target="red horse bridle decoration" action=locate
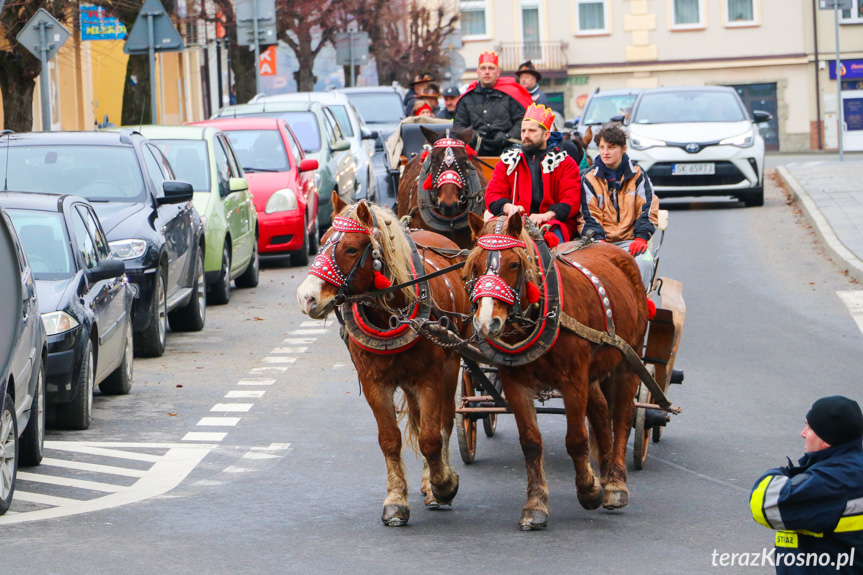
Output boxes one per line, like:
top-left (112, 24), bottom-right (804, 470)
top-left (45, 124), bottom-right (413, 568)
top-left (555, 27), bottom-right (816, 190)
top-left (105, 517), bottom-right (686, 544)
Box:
top-left (470, 228), bottom-right (541, 306)
top-left (309, 215), bottom-right (392, 291)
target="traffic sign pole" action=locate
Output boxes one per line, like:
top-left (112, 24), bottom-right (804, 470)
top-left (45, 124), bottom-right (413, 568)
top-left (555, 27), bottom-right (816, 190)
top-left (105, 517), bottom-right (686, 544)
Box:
top-left (147, 13), bottom-right (158, 124)
top-left (349, 30), bottom-right (354, 88)
top-left (834, 4), bottom-right (844, 161)
top-left (253, 0), bottom-right (261, 95)
top-left (37, 21), bottom-right (52, 131)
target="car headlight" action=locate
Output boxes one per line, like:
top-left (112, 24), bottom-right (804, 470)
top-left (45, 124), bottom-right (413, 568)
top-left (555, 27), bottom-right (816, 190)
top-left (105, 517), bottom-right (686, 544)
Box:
top-left (265, 189), bottom-right (299, 214)
top-left (630, 135), bottom-right (666, 150)
top-left (42, 311), bottom-right (79, 336)
top-left (719, 128), bottom-right (755, 148)
top-left (109, 239), bottom-right (148, 260)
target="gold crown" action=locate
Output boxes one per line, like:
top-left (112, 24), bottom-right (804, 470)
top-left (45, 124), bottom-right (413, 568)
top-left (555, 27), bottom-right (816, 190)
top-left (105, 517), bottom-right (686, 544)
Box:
top-left (524, 103), bottom-right (554, 131)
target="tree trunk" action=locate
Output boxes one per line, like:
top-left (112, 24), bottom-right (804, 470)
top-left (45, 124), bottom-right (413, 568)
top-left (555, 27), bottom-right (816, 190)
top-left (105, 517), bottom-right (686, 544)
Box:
top-left (0, 53), bottom-right (39, 132)
top-left (293, 51), bottom-right (317, 91)
top-left (230, 44), bottom-right (257, 104)
top-left (121, 54), bottom-right (153, 126)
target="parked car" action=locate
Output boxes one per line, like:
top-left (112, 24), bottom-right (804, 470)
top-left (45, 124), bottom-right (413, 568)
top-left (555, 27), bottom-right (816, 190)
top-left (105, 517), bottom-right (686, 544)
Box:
top-left (624, 86), bottom-right (771, 207)
top-left (0, 131), bottom-right (205, 357)
top-left (191, 118), bottom-right (319, 266)
top-left (569, 88), bottom-right (642, 152)
top-left (212, 101), bottom-right (356, 230)
top-left (137, 125), bottom-right (259, 304)
top-left (0, 202), bottom-right (47, 514)
top-left (251, 91), bottom-right (378, 201)
top-left (3, 193), bottom-right (133, 429)
top-left (339, 85), bottom-right (406, 143)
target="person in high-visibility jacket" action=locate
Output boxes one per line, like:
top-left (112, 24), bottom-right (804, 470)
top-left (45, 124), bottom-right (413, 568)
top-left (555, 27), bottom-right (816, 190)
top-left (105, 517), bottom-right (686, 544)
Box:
top-left (749, 395), bottom-right (863, 574)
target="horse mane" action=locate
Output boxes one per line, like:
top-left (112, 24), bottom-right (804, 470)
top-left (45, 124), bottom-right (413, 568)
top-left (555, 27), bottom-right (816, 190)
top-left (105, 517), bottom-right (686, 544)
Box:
top-left (463, 217), bottom-right (540, 286)
top-left (340, 201), bottom-right (417, 302)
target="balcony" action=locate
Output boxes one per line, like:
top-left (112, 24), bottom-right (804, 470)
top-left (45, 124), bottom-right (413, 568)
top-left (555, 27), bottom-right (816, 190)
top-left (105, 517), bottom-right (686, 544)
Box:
top-left (495, 42), bottom-right (569, 76)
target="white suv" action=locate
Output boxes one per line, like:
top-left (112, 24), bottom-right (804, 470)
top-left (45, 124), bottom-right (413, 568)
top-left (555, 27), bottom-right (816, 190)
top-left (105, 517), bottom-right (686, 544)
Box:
top-left (624, 86), bottom-right (772, 207)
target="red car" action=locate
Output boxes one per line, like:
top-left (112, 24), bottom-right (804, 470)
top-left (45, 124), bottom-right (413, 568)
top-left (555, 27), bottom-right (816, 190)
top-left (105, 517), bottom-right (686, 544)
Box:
top-left (190, 118), bottom-right (319, 265)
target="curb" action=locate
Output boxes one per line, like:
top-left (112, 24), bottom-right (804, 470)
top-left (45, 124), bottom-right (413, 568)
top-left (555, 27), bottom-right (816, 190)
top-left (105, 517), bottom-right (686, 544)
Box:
top-left (776, 165), bottom-right (863, 284)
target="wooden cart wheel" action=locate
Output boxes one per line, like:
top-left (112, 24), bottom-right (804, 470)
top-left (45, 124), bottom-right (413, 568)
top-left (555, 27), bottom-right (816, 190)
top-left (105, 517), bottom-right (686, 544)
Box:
top-left (455, 365), bottom-right (477, 464)
top-left (482, 369), bottom-right (501, 437)
top-left (633, 383), bottom-right (651, 470)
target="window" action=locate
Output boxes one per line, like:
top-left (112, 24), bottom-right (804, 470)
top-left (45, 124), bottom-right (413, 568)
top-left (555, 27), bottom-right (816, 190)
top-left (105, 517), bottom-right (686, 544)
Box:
top-left (71, 209), bottom-right (99, 270)
top-left (142, 145), bottom-right (167, 197)
top-left (460, 1), bottom-right (488, 37)
top-left (7, 210), bottom-right (74, 278)
top-left (218, 136), bottom-right (240, 178)
top-left (671, 0), bottom-right (703, 29)
top-left (213, 137), bottom-right (231, 196)
top-left (224, 129), bottom-right (290, 172)
top-left (327, 105), bottom-right (354, 138)
top-left (841, 0), bottom-right (863, 23)
top-left (726, 0), bottom-right (756, 26)
top-left (286, 127), bottom-right (304, 168)
top-left (576, 0), bottom-right (607, 34)
top-left (151, 140), bottom-right (211, 192)
top-left (76, 205), bottom-right (110, 261)
top-left (522, 5), bottom-right (541, 60)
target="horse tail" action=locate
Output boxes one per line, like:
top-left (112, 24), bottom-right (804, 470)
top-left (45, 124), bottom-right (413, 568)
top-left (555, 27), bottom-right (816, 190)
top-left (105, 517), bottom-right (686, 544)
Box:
top-left (396, 391), bottom-right (421, 455)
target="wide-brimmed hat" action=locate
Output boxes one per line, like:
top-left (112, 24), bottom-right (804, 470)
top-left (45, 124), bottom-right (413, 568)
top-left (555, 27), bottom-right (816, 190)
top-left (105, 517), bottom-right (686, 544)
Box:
top-left (515, 60), bottom-right (541, 81)
top-left (418, 85), bottom-right (441, 99)
top-left (409, 74), bottom-right (435, 87)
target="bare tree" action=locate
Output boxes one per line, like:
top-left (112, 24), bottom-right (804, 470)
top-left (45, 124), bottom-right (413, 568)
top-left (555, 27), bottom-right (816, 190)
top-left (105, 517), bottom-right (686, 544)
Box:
top-left (275, 0), bottom-right (340, 91)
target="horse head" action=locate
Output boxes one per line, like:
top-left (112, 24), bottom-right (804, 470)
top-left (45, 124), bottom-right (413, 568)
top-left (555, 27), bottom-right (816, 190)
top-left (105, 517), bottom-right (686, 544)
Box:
top-left (465, 212), bottom-right (541, 338)
top-left (297, 192), bottom-right (415, 319)
top-left (419, 126), bottom-right (474, 218)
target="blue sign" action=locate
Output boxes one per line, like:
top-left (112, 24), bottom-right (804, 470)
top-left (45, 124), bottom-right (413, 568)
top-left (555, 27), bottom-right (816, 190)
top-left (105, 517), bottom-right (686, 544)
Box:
top-left (80, 6), bottom-right (126, 40)
top-left (829, 59), bottom-right (863, 80)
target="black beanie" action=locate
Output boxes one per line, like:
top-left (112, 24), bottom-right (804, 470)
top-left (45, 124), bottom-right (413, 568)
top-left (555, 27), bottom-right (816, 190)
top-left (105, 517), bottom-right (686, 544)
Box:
top-left (806, 396), bottom-right (863, 447)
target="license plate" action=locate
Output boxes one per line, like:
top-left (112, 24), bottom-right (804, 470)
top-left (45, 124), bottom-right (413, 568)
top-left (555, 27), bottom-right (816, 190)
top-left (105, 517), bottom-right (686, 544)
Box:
top-left (672, 163), bottom-right (715, 175)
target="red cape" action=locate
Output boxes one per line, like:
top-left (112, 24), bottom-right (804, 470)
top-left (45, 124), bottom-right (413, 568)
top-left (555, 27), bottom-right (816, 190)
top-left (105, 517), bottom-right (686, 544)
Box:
top-left (460, 77), bottom-right (533, 110)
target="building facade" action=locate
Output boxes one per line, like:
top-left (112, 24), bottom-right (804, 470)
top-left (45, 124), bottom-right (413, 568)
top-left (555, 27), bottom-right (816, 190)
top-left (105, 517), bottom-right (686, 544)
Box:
top-left (456, 0), bottom-right (863, 152)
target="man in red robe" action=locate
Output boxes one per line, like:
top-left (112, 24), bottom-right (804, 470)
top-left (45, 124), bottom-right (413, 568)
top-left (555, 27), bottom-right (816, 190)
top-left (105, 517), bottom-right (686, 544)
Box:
top-left (484, 103), bottom-right (582, 242)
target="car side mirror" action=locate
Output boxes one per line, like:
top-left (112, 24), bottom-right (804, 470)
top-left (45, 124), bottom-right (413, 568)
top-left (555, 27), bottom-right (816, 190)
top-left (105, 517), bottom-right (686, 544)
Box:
top-left (158, 181), bottom-right (194, 204)
top-left (361, 127), bottom-right (379, 141)
top-left (299, 158), bottom-right (319, 172)
top-left (331, 139), bottom-right (351, 152)
top-left (609, 114), bottom-right (626, 124)
top-left (752, 110), bottom-right (773, 124)
top-left (563, 120), bottom-right (574, 129)
top-left (87, 259), bottom-right (126, 282)
top-left (229, 177), bottom-right (248, 194)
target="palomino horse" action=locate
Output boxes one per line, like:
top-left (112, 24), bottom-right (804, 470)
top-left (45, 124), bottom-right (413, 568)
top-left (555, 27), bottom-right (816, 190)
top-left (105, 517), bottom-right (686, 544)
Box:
top-left (397, 127), bottom-right (488, 249)
top-left (297, 192), bottom-right (472, 526)
top-left (464, 212), bottom-right (649, 530)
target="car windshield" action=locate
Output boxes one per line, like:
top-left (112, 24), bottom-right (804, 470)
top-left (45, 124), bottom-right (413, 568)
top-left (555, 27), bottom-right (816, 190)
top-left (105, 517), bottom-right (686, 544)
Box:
top-left (253, 112), bottom-right (322, 153)
top-left (0, 145), bottom-right (145, 202)
top-left (7, 209), bottom-right (75, 279)
top-left (224, 129), bottom-right (290, 172)
top-left (327, 105), bottom-right (354, 138)
top-left (632, 91), bottom-right (747, 124)
top-left (150, 140), bottom-right (211, 192)
top-left (581, 94), bottom-right (638, 125)
top-left (346, 93), bottom-right (404, 124)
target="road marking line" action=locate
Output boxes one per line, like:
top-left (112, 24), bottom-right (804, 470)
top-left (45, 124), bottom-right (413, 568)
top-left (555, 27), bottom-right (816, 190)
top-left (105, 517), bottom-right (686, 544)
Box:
top-left (238, 378), bottom-right (275, 386)
top-left (211, 403), bottom-right (253, 412)
top-left (291, 329), bottom-right (327, 335)
top-left (261, 357), bottom-right (296, 364)
top-left (224, 466), bottom-right (253, 473)
top-left (16, 472), bottom-right (124, 493)
top-left (39, 458), bottom-right (146, 478)
top-left (225, 390), bottom-right (265, 399)
top-left (300, 320), bottom-right (327, 327)
top-left (283, 338), bottom-right (316, 344)
top-left (838, 291), bottom-right (863, 335)
top-left (197, 417), bottom-right (241, 427)
top-left (252, 443), bottom-right (292, 451)
top-left (243, 452), bottom-right (279, 460)
top-left (12, 492), bottom-right (84, 506)
top-left (43, 445), bottom-right (161, 463)
top-left (182, 432), bottom-right (227, 442)
top-left (46, 441), bottom-right (218, 449)
top-left (270, 347), bottom-right (307, 354)
top-left (250, 367), bottom-right (287, 374)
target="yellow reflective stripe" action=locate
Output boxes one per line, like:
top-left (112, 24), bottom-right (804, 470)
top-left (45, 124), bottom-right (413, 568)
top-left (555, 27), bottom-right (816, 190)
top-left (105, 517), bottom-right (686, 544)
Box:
top-left (836, 514), bottom-right (863, 533)
top-left (751, 476), bottom-right (773, 529)
top-left (795, 530), bottom-right (824, 538)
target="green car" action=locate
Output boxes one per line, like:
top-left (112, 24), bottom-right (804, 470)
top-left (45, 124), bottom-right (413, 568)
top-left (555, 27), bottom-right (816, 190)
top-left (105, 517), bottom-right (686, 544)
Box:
top-left (212, 101), bottom-right (357, 231)
top-left (137, 125), bottom-right (259, 304)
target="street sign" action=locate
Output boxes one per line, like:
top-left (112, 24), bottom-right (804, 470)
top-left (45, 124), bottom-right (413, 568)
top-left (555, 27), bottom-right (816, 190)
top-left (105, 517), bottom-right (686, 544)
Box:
top-left (234, 0), bottom-right (276, 93)
top-left (236, 0), bottom-right (275, 26)
top-left (819, 0), bottom-right (853, 9)
top-left (123, 0), bottom-right (184, 55)
top-left (16, 8), bottom-right (71, 62)
top-left (260, 45), bottom-right (276, 76)
top-left (80, 5), bottom-right (127, 41)
top-left (236, 23), bottom-right (276, 47)
top-left (334, 31), bottom-right (369, 66)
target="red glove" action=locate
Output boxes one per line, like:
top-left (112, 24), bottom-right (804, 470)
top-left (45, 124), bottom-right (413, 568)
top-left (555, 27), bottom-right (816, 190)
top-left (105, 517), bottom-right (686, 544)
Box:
top-left (629, 238), bottom-right (647, 256)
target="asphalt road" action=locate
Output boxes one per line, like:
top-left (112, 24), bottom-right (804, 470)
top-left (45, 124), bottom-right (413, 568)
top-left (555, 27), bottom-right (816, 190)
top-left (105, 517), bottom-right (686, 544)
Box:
top-left (4, 170), bottom-right (863, 574)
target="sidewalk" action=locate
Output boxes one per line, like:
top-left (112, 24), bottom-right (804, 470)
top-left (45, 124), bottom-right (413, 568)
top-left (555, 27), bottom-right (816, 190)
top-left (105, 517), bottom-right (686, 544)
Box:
top-left (776, 160), bottom-right (863, 284)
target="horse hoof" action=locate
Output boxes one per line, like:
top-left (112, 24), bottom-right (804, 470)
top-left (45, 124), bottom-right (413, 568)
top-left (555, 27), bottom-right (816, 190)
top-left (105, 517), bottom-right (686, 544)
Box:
top-left (381, 504), bottom-right (410, 526)
top-left (519, 510), bottom-right (548, 531)
top-left (577, 481), bottom-right (604, 511)
top-left (426, 499), bottom-right (441, 510)
top-left (432, 475), bottom-right (459, 506)
top-left (603, 489), bottom-right (629, 510)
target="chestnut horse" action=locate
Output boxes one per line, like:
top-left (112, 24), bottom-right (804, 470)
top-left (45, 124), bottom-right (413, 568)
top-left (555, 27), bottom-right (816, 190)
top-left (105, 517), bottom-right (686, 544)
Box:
top-left (464, 212), bottom-right (649, 530)
top-left (297, 192), bottom-right (472, 526)
top-left (397, 127), bottom-right (488, 249)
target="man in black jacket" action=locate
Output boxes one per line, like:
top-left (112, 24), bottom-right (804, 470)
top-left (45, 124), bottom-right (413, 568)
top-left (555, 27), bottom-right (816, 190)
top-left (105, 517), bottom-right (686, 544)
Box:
top-left (453, 51), bottom-right (533, 156)
top-left (436, 86), bottom-right (459, 120)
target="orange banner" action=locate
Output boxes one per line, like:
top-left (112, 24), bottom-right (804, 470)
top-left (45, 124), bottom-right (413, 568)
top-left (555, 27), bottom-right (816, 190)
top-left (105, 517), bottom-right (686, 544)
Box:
top-left (260, 45), bottom-right (277, 77)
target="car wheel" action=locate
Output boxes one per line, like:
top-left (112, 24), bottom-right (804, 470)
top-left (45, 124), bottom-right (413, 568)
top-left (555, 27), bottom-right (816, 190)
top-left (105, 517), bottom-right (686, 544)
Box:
top-left (55, 339), bottom-right (94, 430)
top-left (134, 268), bottom-right (168, 358)
top-left (0, 393), bottom-right (18, 515)
top-left (741, 187), bottom-right (764, 208)
top-left (234, 237), bottom-right (260, 289)
top-left (209, 243), bottom-right (232, 305)
top-left (19, 359), bottom-right (45, 466)
top-left (308, 217), bottom-right (319, 256)
top-left (169, 248), bottom-right (207, 331)
top-left (290, 216), bottom-right (310, 267)
top-left (100, 320), bottom-right (133, 395)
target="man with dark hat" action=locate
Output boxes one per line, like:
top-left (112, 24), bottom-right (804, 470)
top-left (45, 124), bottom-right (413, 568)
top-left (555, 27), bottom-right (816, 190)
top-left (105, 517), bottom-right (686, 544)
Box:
top-left (749, 395), bottom-right (863, 574)
top-left (437, 86), bottom-right (460, 120)
top-left (515, 60), bottom-right (549, 107)
top-left (403, 74), bottom-right (435, 117)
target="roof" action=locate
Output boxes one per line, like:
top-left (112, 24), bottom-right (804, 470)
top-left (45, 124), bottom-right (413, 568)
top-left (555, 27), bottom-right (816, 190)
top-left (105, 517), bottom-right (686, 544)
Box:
top-left (191, 117), bottom-right (284, 131)
top-left (0, 131), bottom-right (139, 147)
top-left (132, 124), bottom-right (212, 141)
top-left (214, 101), bottom-right (319, 118)
top-left (251, 91), bottom-right (349, 105)
top-left (646, 85), bottom-right (737, 94)
top-left (0, 191), bottom-right (73, 212)
top-left (588, 89), bottom-right (644, 97)
top-left (339, 86), bottom-right (403, 95)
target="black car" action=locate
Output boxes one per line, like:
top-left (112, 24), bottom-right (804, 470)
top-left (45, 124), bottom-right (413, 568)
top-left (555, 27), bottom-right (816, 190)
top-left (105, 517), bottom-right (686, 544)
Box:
top-left (3, 193), bottom-right (134, 430)
top-left (0, 203), bottom-right (47, 515)
top-left (0, 131), bottom-right (206, 358)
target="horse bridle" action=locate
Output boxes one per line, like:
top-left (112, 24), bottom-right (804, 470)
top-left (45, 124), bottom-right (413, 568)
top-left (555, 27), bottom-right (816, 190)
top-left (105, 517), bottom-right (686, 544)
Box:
top-left (468, 217), bottom-right (533, 321)
top-left (416, 133), bottom-right (483, 231)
